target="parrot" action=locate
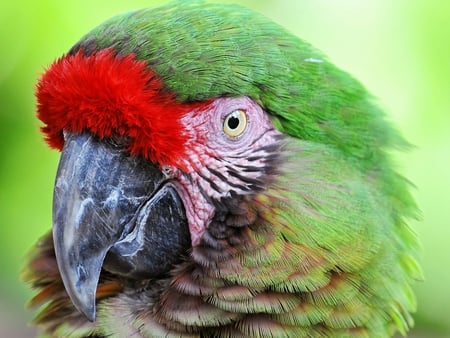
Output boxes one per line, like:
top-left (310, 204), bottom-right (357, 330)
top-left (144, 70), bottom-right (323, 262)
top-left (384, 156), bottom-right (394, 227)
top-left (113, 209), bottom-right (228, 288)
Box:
top-left (23, 1), bottom-right (422, 337)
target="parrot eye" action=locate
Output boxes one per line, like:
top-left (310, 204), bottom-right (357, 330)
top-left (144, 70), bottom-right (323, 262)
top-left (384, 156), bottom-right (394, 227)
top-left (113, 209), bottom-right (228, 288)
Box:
top-left (223, 109), bottom-right (247, 137)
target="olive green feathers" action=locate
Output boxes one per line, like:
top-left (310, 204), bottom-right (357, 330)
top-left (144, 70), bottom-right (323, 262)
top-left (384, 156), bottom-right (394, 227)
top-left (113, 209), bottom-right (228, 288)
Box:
top-left (24, 1), bottom-right (421, 337)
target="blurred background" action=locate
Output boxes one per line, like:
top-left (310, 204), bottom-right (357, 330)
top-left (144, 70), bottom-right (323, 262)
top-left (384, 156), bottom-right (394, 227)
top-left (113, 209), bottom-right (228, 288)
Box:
top-left (1, 0), bottom-right (448, 337)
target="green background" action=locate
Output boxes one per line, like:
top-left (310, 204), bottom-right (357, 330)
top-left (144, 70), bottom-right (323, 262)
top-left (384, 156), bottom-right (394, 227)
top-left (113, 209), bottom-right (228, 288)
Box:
top-left (1, 0), bottom-right (448, 336)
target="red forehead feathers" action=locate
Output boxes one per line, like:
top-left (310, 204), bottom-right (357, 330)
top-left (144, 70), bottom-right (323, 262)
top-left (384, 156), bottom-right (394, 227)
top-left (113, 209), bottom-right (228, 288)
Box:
top-left (36, 49), bottom-right (209, 167)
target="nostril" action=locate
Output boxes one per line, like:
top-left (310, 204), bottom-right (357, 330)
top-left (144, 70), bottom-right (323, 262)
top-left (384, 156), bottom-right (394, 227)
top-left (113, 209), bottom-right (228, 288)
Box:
top-left (161, 165), bottom-right (174, 178)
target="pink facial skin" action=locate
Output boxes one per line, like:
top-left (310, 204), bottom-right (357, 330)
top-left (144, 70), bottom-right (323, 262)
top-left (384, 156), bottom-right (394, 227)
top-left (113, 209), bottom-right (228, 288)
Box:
top-left (163, 96), bottom-right (283, 246)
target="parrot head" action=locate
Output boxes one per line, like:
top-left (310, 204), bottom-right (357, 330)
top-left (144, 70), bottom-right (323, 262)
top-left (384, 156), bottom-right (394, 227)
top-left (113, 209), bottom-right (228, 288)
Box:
top-left (26, 1), bottom-right (421, 337)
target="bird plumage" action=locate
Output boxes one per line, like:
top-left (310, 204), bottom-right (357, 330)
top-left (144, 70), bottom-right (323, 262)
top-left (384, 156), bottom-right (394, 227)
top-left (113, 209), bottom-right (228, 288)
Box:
top-left (23, 1), bottom-right (421, 337)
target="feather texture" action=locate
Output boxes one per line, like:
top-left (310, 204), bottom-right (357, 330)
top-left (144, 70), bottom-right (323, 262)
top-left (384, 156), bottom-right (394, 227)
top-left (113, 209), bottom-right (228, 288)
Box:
top-left (25, 1), bottom-right (421, 337)
top-left (24, 141), bottom-right (420, 337)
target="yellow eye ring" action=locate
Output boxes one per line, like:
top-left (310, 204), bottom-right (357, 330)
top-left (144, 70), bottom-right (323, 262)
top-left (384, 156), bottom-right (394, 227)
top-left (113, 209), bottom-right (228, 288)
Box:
top-left (223, 109), bottom-right (247, 137)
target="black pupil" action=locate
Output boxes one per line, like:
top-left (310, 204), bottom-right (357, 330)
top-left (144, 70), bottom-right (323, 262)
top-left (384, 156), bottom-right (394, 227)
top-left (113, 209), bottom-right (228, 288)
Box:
top-left (227, 114), bottom-right (240, 130)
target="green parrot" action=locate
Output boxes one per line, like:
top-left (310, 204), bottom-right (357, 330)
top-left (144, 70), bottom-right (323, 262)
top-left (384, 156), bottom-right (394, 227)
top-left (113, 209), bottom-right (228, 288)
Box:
top-left (23, 1), bottom-right (421, 337)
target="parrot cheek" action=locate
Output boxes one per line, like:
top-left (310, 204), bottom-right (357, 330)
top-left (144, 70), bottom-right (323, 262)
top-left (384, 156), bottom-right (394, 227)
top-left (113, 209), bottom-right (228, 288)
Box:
top-left (168, 177), bottom-right (216, 247)
top-left (52, 132), bottom-right (189, 321)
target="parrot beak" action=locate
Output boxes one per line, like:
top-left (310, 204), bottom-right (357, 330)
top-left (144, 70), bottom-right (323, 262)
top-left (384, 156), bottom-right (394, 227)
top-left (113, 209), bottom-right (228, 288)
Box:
top-left (53, 132), bottom-right (189, 321)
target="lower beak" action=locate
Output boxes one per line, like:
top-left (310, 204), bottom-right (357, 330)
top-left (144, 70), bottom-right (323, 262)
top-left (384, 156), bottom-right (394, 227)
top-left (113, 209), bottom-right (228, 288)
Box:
top-left (53, 132), bottom-right (189, 321)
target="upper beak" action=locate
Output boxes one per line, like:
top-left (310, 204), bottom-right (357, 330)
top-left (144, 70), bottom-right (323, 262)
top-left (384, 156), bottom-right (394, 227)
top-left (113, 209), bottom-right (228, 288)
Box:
top-left (53, 132), bottom-right (189, 321)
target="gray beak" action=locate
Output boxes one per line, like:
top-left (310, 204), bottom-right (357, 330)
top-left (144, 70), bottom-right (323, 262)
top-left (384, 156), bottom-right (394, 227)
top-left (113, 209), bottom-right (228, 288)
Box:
top-left (53, 132), bottom-right (189, 321)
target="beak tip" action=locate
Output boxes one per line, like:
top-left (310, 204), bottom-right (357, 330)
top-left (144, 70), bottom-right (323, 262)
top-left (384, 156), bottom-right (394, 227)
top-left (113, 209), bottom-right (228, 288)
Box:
top-left (58, 261), bottom-right (100, 323)
top-left (69, 287), bottom-right (97, 322)
top-left (84, 307), bottom-right (96, 323)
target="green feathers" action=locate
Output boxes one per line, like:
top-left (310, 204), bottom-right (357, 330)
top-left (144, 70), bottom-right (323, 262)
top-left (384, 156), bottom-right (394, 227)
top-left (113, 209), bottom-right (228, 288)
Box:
top-left (72, 0), bottom-right (414, 210)
top-left (72, 1), bottom-right (395, 155)
top-left (261, 141), bottom-right (420, 335)
top-left (174, 140), bottom-right (420, 336)
top-left (26, 1), bottom-right (421, 337)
